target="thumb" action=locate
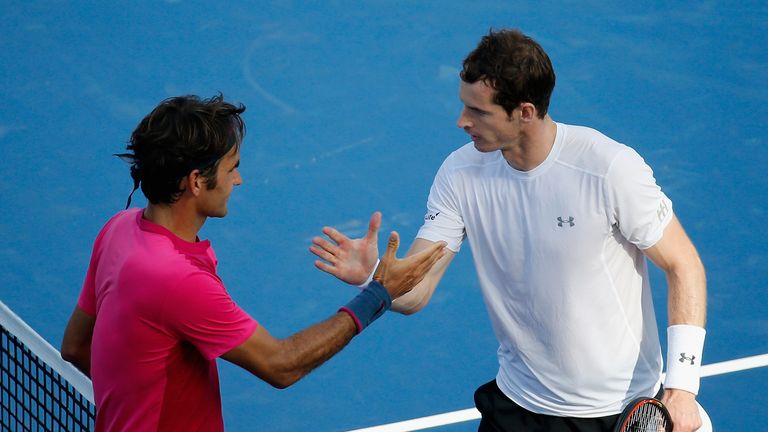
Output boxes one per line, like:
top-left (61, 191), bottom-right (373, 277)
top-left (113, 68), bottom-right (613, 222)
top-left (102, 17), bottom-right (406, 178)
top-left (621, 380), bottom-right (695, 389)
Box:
top-left (366, 211), bottom-right (382, 242)
top-left (383, 231), bottom-right (400, 262)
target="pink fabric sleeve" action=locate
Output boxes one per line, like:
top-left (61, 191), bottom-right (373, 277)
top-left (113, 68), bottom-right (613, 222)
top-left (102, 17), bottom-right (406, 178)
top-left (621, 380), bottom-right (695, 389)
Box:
top-left (76, 260), bottom-right (98, 315)
top-left (163, 273), bottom-right (259, 360)
top-left (76, 213), bottom-right (124, 316)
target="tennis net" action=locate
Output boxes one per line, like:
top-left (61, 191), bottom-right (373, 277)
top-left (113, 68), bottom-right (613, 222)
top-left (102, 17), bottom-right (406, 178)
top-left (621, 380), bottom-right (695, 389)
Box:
top-left (0, 300), bottom-right (95, 431)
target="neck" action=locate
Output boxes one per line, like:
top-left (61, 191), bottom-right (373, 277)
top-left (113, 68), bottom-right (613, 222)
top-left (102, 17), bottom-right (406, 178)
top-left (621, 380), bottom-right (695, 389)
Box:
top-left (501, 115), bottom-right (557, 171)
top-left (143, 201), bottom-right (205, 243)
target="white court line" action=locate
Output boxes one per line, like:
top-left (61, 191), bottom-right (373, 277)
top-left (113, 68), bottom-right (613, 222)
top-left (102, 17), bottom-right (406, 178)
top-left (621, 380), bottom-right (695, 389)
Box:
top-left (347, 353), bottom-right (768, 432)
top-left (699, 353), bottom-right (768, 377)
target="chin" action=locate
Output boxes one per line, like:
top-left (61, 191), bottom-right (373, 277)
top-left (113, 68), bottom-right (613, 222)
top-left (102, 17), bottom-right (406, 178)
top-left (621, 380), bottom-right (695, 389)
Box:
top-left (473, 142), bottom-right (497, 153)
top-left (209, 208), bottom-right (228, 218)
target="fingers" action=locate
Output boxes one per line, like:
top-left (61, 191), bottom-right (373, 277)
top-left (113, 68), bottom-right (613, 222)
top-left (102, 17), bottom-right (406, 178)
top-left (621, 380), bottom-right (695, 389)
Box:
top-left (365, 212), bottom-right (382, 242)
top-left (423, 242), bottom-right (447, 267)
top-left (409, 241), bottom-right (446, 269)
top-left (309, 244), bottom-right (337, 264)
top-left (411, 241), bottom-right (447, 261)
top-left (312, 235), bottom-right (340, 253)
top-left (322, 226), bottom-right (349, 245)
top-left (383, 231), bottom-right (400, 262)
top-left (427, 240), bottom-right (448, 253)
top-left (313, 260), bottom-right (341, 277)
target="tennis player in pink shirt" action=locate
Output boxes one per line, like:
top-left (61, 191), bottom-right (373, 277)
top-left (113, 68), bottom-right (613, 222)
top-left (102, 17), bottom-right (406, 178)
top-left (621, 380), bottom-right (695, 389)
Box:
top-left (61, 94), bottom-right (445, 431)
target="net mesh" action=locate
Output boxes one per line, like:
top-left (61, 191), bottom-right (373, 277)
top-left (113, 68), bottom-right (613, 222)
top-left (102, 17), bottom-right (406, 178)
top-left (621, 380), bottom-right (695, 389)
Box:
top-left (1, 305), bottom-right (95, 431)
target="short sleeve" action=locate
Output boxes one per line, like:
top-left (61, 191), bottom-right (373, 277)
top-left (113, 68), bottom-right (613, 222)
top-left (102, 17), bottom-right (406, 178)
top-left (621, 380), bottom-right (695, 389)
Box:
top-left (77, 258), bottom-right (98, 315)
top-left (416, 161), bottom-right (465, 252)
top-left (605, 148), bottom-right (673, 249)
top-left (77, 213), bottom-right (124, 316)
top-left (164, 273), bottom-right (259, 360)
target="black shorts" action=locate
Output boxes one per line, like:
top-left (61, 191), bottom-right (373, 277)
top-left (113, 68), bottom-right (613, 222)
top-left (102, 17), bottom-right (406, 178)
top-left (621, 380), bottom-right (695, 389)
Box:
top-left (474, 380), bottom-right (663, 432)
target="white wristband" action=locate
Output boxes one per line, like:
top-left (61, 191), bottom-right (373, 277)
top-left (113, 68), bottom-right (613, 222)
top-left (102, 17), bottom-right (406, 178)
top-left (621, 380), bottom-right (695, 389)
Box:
top-left (664, 324), bottom-right (706, 395)
top-left (355, 259), bottom-right (380, 289)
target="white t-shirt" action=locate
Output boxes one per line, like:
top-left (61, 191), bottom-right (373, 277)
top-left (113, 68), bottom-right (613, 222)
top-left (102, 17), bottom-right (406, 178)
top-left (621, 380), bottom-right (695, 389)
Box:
top-left (417, 122), bottom-right (673, 417)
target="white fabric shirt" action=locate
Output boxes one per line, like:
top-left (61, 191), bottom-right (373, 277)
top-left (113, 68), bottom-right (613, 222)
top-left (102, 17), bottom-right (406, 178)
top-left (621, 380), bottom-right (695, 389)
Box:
top-left (417, 122), bottom-right (673, 417)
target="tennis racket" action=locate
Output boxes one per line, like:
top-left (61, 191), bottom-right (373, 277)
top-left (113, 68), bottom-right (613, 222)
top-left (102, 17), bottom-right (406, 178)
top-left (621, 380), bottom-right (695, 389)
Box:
top-left (614, 397), bottom-right (673, 432)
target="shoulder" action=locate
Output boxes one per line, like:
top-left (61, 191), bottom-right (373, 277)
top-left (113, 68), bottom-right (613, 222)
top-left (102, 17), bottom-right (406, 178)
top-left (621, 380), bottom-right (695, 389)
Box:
top-left (440, 142), bottom-right (500, 173)
top-left (92, 208), bottom-right (141, 248)
top-left (162, 271), bottom-right (229, 315)
top-left (556, 123), bottom-right (639, 177)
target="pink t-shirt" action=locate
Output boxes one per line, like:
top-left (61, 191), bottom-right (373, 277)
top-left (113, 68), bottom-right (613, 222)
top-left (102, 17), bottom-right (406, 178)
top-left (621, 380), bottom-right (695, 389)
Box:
top-left (77, 209), bottom-right (258, 431)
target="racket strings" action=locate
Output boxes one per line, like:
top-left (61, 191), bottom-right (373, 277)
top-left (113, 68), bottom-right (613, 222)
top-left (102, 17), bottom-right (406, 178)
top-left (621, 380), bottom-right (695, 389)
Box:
top-left (626, 403), bottom-right (669, 431)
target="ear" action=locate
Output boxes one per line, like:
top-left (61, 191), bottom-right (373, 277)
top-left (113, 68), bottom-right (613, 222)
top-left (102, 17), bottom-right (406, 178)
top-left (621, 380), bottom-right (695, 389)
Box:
top-left (182, 170), bottom-right (204, 197)
top-left (518, 103), bottom-right (537, 123)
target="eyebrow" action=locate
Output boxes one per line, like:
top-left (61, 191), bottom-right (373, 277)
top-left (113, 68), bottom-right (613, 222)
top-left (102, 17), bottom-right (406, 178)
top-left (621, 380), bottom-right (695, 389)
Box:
top-left (459, 93), bottom-right (491, 115)
top-left (466, 104), bottom-right (491, 115)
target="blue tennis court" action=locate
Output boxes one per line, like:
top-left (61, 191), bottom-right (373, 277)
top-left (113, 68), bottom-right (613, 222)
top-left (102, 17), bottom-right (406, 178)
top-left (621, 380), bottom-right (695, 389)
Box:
top-left (1, 2), bottom-right (766, 430)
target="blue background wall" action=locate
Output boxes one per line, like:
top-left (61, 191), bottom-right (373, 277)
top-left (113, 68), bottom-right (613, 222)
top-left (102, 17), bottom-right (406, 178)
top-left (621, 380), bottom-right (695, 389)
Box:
top-left (1, 2), bottom-right (766, 430)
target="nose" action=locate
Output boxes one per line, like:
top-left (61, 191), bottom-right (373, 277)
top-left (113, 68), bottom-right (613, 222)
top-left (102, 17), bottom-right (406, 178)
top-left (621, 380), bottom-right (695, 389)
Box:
top-left (456, 108), bottom-right (471, 130)
top-left (234, 170), bottom-right (243, 186)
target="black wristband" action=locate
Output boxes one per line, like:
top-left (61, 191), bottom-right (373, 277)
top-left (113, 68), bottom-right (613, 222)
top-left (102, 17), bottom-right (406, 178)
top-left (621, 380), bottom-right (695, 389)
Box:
top-left (338, 281), bottom-right (392, 334)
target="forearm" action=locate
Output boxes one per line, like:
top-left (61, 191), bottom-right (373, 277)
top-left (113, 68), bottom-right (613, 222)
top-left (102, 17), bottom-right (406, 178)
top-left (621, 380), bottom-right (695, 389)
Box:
top-left (643, 217), bottom-right (707, 326)
top-left (391, 242), bottom-right (454, 314)
top-left (663, 259), bottom-right (706, 400)
top-left (270, 313), bottom-right (357, 388)
top-left (666, 257), bottom-right (707, 326)
top-left (391, 275), bottom-right (438, 314)
top-left (231, 235), bottom-right (447, 387)
top-left (223, 307), bottom-right (363, 389)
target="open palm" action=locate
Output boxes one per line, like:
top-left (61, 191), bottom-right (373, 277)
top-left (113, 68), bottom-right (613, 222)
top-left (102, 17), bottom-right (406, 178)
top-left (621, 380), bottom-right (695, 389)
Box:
top-left (310, 212), bottom-right (381, 285)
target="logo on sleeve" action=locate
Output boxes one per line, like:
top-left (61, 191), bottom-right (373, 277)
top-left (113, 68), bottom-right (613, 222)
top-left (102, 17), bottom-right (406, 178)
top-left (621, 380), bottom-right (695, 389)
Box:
top-left (657, 201), bottom-right (670, 223)
top-left (556, 216), bottom-right (575, 227)
top-left (424, 212), bottom-right (440, 221)
top-left (679, 352), bottom-right (696, 365)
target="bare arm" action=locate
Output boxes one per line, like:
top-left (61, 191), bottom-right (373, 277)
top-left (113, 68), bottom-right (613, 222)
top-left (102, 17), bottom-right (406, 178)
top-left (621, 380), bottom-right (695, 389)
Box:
top-left (311, 212), bottom-right (456, 314)
top-left (643, 216), bottom-right (706, 327)
top-left (226, 231), bottom-right (446, 388)
top-left (643, 215), bottom-right (706, 432)
top-left (222, 313), bottom-right (356, 389)
top-left (61, 306), bottom-right (96, 377)
top-left (391, 238), bottom-right (456, 314)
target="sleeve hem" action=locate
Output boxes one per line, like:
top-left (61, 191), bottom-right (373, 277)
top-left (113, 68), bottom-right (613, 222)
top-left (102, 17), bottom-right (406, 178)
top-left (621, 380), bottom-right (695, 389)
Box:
top-left (415, 231), bottom-right (461, 253)
top-left (637, 206), bottom-right (674, 250)
top-left (204, 319), bottom-right (259, 361)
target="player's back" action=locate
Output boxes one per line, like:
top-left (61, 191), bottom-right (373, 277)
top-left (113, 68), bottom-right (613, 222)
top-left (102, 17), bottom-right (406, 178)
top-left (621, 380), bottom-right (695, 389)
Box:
top-left (87, 208), bottom-right (224, 431)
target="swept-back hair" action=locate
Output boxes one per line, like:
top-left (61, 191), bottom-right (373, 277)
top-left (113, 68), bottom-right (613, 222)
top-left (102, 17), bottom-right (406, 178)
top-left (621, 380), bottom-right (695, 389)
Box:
top-left (461, 29), bottom-right (555, 118)
top-left (117, 94), bottom-right (246, 206)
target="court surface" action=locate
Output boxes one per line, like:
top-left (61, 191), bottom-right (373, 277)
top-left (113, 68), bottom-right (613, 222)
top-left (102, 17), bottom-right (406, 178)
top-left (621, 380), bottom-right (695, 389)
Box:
top-left (1, 1), bottom-right (766, 430)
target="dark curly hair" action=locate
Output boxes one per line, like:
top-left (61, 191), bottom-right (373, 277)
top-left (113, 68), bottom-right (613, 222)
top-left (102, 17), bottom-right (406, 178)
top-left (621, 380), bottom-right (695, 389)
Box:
top-left (117, 94), bottom-right (246, 207)
top-left (461, 29), bottom-right (555, 118)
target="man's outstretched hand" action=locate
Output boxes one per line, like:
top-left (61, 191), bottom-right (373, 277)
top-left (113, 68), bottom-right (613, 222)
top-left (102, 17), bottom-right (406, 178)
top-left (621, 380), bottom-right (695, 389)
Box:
top-left (372, 231), bottom-right (446, 300)
top-left (310, 212), bottom-right (382, 285)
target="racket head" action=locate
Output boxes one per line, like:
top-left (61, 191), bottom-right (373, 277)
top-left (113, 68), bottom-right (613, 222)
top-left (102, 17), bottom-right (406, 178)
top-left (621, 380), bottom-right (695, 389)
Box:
top-left (614, 397), bottom-right (673, 432)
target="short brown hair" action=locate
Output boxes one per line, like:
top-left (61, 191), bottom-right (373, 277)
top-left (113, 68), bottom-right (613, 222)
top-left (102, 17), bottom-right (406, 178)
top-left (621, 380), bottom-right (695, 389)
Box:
top-left (461, 29), bottom-right (556, 118)
top-left (119, 94), bottom-right (246, 205)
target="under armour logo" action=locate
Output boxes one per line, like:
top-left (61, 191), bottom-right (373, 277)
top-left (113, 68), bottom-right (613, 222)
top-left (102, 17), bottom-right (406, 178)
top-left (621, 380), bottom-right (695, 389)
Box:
top-left (657, 201), bottom-right (670, 223)
top-left (424, 212), bottom-right (440, 221)
top-left (557, 216), bottom-right (575, 227)
top-left (679, 353), bottom-right (696, 365)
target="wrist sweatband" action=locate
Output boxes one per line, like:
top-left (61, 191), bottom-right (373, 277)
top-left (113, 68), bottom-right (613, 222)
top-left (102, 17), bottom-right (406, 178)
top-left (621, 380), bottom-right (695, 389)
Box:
top-left (664, 324), bottom-right (706, 395)
top-left (339, 280), bottom-right (392, 334)
top-left (355, 259), bottom-right (380, 289)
